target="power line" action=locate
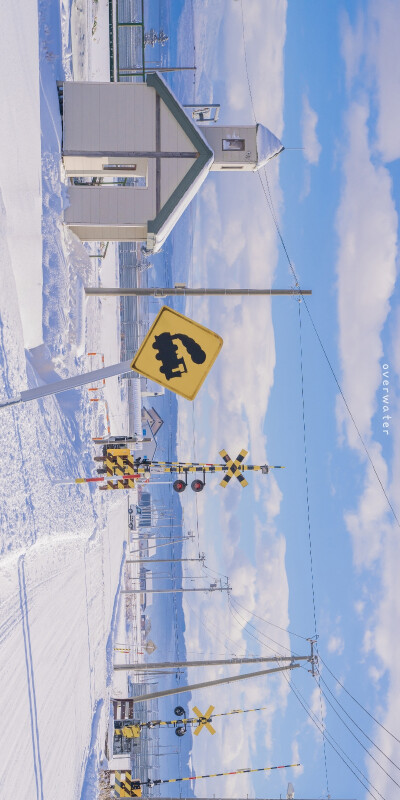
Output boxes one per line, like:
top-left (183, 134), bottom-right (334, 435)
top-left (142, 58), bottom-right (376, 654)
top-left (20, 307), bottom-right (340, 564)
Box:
top-left (283, 671), bottom-right (385, 800)
top-left (227, 597), bottom-right (386, 800)
top-left (239, 0), bottom-right (257, 124)
top-left (228, 595), bottom-right (309, 641)
top-left (257, 167), bottom-right (400, 531)
top-left (318, 673), bottom-right (400, 777)
top-left (317, 678), bottom-right (400, 789)
top-left (228, 595), bottom-right (300, 657)
top-left (320, 656), bottom-right (400, 747)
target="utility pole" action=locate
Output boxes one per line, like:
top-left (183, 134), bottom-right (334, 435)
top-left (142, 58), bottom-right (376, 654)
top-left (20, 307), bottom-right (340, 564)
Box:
top-left (120, 582), bottom-right (231, 595)
top-left (112, 662), bottom-right (300, 702)
top-left (126, 556), bottom-right (205, 564)
top-left (128, 536), bottom-right (193, 555)
top-left (85, 287), bottom-right (312, 298)
top-left (115, 654), bottom-right (311, 670)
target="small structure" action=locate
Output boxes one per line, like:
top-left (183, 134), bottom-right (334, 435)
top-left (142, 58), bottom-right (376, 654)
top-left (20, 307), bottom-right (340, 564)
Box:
top-left (61, 72), bottom-right (283, 253)
top-left (142, 406), bottom-right (163, 437)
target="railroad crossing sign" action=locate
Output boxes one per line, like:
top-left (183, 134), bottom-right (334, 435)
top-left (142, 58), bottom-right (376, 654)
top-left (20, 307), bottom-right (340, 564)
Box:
top-left (113, 771), bottom-right (142, 798)
top-left (192, 704), bottom-right (216, 736)
top-left (81, 446), bottom-right (283, 491)
top-left (130, 306), bottom-right (223, 400)
top-left (219, 448), bottom-right (249, 488)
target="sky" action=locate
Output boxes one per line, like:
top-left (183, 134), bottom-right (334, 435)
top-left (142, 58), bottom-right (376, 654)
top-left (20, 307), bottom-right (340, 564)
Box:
top-left (157, 2), bottom-right (400, 799)
top-left (1, 0), bottom-right (399, 798)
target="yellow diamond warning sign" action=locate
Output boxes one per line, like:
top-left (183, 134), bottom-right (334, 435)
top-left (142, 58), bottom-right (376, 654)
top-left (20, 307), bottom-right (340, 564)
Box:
top-left (131, 306), bottom-right (223, 401)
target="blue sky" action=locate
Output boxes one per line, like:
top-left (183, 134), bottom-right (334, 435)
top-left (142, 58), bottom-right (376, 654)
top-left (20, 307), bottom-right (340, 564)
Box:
top-left (157, 1), bottom-right (400, 799)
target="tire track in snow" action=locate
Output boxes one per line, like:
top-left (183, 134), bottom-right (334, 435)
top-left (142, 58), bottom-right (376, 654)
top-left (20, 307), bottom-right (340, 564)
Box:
top-left (17, 554), bottom-right (44, 799)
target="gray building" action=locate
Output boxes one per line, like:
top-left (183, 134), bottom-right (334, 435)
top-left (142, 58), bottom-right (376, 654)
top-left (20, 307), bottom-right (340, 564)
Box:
top-left (62, 72), bottom-right (283, 252)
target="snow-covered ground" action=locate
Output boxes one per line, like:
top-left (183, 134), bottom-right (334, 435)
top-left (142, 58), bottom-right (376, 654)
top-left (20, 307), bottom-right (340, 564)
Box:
top-left (0, 1), bottom-right (134, 797)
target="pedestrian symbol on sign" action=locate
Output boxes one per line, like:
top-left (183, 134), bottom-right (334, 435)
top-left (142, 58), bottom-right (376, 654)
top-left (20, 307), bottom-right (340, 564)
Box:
top-left (131, 306), bottom-right (223, 400)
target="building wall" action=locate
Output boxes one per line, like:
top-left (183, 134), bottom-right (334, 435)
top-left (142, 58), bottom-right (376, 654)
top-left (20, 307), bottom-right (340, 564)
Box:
top-left (67, 224), bottom-right (147, 242)
top-left (63, 82), bottom-right (156, 154)
top-left (203, 125), bottom-right (258, 171)
top-left (62, 81), bottom-right (200, 237)
top-left (64, 165), bottom-right (157, 226)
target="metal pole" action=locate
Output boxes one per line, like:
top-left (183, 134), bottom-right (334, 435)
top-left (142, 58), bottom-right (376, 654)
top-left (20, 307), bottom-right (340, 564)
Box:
top-left (128, 537), bottom-right (192, 556)
top-left (126, 557), bottom-right (204, 563)
top-left (85, 287), bottom-right (312, 297)
top-left (0, 359), bottom-right (133, 409)
top-left (120, 586), bottom-right (230, 594)
top-left (113, 663), bottom-right (300, 700)
top-left (115, 655), bottom-right (310, 670)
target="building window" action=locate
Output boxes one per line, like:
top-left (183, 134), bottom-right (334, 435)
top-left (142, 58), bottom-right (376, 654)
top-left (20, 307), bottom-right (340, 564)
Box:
top-left (103, 164), bottom-right (137, 171)
top-left (222, 138), bottom-right (245, 151)
top-left (221, 166), bottom-right (243, 169)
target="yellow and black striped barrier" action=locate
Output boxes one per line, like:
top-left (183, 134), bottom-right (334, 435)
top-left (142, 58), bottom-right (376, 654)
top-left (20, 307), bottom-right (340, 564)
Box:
top-left (82, 447), bottom-right (284, 491)
top-left (139, 762), bottom-right (300, 789)
top-left (116, 703), bottom-right (270, 740)
top-left (114, 771), bottom-right (142, 797)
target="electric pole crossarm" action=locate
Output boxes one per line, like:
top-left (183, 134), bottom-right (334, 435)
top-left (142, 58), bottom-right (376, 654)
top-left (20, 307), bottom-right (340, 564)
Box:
top-left (113, 663), bottom-right (300, 701)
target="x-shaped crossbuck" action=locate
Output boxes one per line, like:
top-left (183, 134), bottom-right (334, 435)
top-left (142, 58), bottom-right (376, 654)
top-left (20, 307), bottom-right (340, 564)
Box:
top-left (192, 705), bottom-right (216, 736)
top-left (219, 449), bottom-right (249, 489)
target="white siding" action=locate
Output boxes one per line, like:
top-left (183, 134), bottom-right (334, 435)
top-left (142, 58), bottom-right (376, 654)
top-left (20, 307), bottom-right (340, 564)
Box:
top-left (63, 82), bottom-right (157, 154)
top-left (68, 225), bottom-right (147, 242)
top-left (160, 102), bottom-right (196, 153)
top-left (203, 125), bottom-right (258, 169)
top-left (65, 183), bottom-right (157, 227)
top-left (160, 158), bottom-right (195, 209)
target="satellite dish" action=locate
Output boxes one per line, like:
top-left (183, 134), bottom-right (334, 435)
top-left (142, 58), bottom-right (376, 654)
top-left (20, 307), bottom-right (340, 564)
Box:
top-left (287, 783), bottom-right (295, 800)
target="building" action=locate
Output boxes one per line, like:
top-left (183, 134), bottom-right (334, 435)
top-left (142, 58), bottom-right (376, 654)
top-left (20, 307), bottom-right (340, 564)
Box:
top-left (142, 406), bottom-right (163, 437)
top-left (61, 72), bottom-right (284, 253)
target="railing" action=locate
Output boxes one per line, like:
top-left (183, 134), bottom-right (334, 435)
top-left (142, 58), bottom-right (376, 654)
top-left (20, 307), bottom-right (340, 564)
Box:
top-left (109, 0), bottom-right (146, 83)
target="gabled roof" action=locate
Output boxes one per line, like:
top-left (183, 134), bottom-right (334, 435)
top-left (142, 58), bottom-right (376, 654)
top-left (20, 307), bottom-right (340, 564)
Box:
top-left (142, 406), bottom-right (164, 436)
top-left (145, 72), bottom-right (214, 253)
top-left (255, 124), bottom-right (284, 170)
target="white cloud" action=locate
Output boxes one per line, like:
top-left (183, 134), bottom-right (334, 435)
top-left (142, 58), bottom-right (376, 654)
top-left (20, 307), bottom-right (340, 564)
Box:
top-left (340, 7), bottom-right (366, 91)
top-left (301, 95), bottom-right (321, 165)
top-left (335, 99), bottom-right (397, 449)
top-left (327, 635), bottom-right (344, 656)
top-left (291, 739), bottom-right (304, 775)
top-left (307, 686), bottom-right (327, 742)
top-left (369, 0), bottom-right (400, 162)
top-left (340, 1), bottom-right (400, 162)
top-left (354, 599), bottom-right (365, 617)
top-left (222, 0), bottom-right (287, 133)
top-left (178, 3), bottom-right (291, 792)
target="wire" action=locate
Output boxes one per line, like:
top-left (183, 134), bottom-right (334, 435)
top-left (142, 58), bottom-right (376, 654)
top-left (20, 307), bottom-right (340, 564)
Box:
top-left (228, 594), bottom-right (386, 800)
top-left (283, 671), bottom-right (385, 800)
top-left (239, 0), bottom-right (257, 124)
top-left (227, 595), bottom-right (294, 660)
top-left (319, 673), bottom-right (400, 775)
top-left (183, 594), bottom-right (242, 658)
top-left (229, 594), bottom-right (309, 641)
top-left (317, 678), bottom-right (400, 789)
top-left (320, 656), bottom-right (400, 746)
top-left (228, 595), bottom-right (300, 657)
top-left (202, 561), bottom-right (230, 582)
top-left (257, 167), bottom-right (400, 531)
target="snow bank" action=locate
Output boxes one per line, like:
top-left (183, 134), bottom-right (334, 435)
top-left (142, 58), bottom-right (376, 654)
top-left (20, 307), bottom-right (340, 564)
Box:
top-left (0, 0), bottom-right (43, 349)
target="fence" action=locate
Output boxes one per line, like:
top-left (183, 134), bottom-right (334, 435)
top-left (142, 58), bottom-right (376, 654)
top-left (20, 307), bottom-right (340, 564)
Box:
top-left (109, 0), bottom-right (145, 82)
